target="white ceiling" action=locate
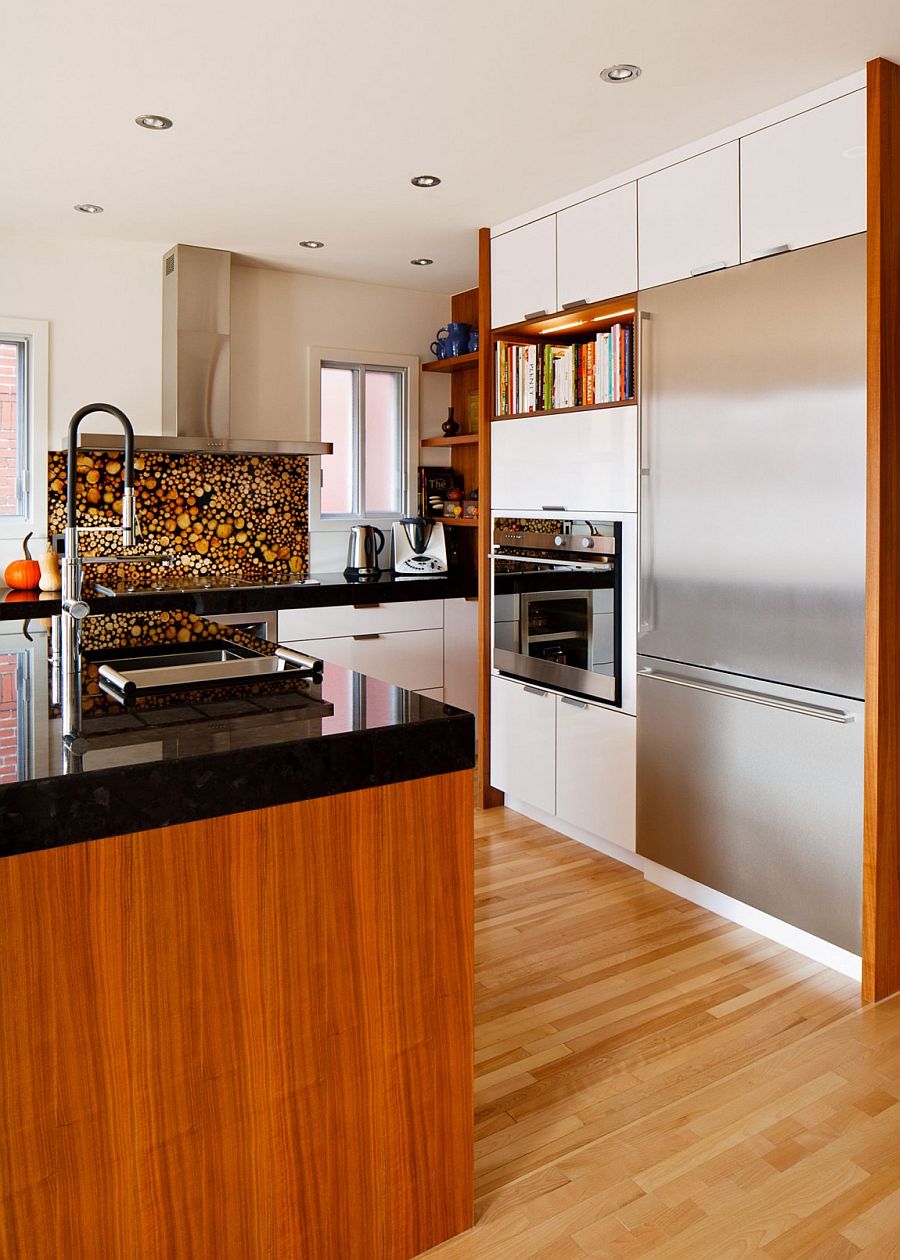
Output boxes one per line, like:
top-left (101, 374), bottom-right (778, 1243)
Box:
top-left (4, 0), bottom-right (900, 294)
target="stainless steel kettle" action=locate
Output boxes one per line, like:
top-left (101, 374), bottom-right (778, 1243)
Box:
top-left (344, 524), bottom-right (386, 578)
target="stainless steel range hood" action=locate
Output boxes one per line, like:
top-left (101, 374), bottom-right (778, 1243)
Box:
top-left (81, 244), bottom-right (333, 457)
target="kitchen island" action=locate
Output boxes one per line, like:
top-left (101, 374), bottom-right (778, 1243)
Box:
top-left (0, 615), bottom-right (475, 1259)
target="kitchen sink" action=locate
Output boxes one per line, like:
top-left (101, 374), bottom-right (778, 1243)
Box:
top-left (94, 639), bottom-right (323, 700)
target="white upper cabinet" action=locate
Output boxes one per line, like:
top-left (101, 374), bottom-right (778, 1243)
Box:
top-left (491, 217), bottom-right (557, 329)
top-left (557, 183), bottom-right (637, 308)
top-left (491, 405), bottom-right (638, 513)
top-left (638, 143), bottom-right (740, 289)
top-left (740, 90), bottom-right (866, 262)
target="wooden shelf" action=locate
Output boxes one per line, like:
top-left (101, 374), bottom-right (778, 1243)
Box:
top-left (422, 352), bottom-right (479, 374)
top-left (421, 433), bottom-right (479, 447)
top-left (431, 516), bottom-right (478, 528)
top-left (493, 398), bottom-right (635, 422)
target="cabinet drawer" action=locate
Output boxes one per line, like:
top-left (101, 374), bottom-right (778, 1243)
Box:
top-left (491, 218), bottom-right (557, 329)
top-left (285, 629), bottom-right (444, 692)
top-left (740, 90), bottom-right (866, 262)
top-left (638, 143), bottom-right (740, 289)
top-left (491, 405), bottom-right (637, 513)
top-left (557, 183), bottom-right (637, 308)
top-left (490, 675), bottom-right (556, 813)
top-left (556, 698), bottom-right (635, 851)
top-left (278, 598), bottom-right (443, 643)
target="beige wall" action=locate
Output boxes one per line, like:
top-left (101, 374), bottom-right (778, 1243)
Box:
top-left (0, 238), bottom-right (165, 451)
top-left (231, 265), bottom-right (451, 443)
top-left (0, 239), bottom-right (454, 569)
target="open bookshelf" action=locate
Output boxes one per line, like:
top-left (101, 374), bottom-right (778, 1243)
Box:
top-left (493, 293), bottom-right (638, 421)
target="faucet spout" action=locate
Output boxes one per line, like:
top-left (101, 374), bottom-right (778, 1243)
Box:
top-left (67, 403), bottom-right (136, 544)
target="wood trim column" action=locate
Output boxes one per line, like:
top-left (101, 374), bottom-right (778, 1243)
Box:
top-left (477, 226), bottom-right (504, 808)
top-left (863, 56), bottom-right (900, 1002)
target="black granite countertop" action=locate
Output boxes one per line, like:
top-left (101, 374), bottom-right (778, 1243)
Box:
top-left (0, 568), bottom-right (477, 621)
top-left (0, 614), bottom-right (474, 858)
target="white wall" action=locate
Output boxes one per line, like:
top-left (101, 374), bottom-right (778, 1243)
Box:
top-left (0, 239), bottom-right (454, 572)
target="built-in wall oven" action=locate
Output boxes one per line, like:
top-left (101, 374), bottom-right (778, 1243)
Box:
top-left (492, 517), bottom-right (626, 706)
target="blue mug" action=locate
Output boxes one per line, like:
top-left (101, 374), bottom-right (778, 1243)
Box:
top-left (430, 327), bottom-right (449, 359)
top-left (445, 322), bottom-right (471, 358)
top-left (467, 329), bottom-right (479, 353)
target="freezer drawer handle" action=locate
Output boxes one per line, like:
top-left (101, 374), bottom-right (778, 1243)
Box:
top-left (638, 669), bottom-right (855, 723)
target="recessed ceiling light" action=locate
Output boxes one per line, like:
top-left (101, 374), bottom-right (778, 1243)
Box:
top-left (600, 64), bottom-right (642, 83)
top-left (410, 258), bottom-right (434, 266)
top-left (411, 175), bottom-right (441, 188)
top-left (74, 203), bottom-right (104, 214)
top-left (135, 114), bottom-right (173, 130)
top-left (298, 240), bottom-right (325, 249)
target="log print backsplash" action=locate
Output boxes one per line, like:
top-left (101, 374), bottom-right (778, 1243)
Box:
top-left (47, 450), bottom-right (310, 580)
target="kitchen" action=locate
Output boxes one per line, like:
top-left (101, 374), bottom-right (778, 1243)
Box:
top-left (5, 3), bottom-right (900, 1257)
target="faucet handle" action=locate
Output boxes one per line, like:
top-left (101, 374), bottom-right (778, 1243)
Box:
top-left (63, 599), bottom-right (90, 620)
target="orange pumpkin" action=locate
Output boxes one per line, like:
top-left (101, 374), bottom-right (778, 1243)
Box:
top-left (4, 533), bottom-right (42, 591)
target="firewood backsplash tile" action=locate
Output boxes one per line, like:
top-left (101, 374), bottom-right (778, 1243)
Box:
top-left (48, 449), bottom-right (309, 581)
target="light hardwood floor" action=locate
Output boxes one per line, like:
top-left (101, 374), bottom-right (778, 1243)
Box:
top-left (428, 806), bottom-right (900, 1258)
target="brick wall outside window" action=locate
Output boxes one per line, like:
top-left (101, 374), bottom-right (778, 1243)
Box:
top-left (0, 655), bottom-right (19, 784)
top-left (0, 342), bottom-right (20, 515)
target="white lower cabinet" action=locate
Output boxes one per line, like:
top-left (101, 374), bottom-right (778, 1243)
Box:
top-left (443, 597), bottom-right (478, 714)
top-left (490, 676), bottom-right (556, 815)
top-left (491, 675), bottom-right (636, 852)
top-left (285, 629), bottom-right (444, 693)
top-left (556, 696), bottom-right (636, 851)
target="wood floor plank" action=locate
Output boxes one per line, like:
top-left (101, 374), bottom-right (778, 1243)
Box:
top-left (426, 805), bottom-right (900, 1258)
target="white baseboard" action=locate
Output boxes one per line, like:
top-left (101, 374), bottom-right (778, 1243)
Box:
top-left (503, 797), bottom-right (644, 872)
top-left (501, 800), bottom-right (862, 983)
top-left (643, 860), bottom-right (862, 982)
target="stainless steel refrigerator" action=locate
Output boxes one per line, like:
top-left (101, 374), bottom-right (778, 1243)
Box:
top-left (636, 233), bottom-right (866, 954)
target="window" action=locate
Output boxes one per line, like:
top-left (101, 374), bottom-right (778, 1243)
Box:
top-left (0, 317), bottom-right (47, 551)
top-left (320, 361), bottom-right (407, 519)
top-left (0, 337), bottom-right (28, 519)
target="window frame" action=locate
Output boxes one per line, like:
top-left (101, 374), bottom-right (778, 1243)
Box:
top-left (308, 346), bottom-right (419, 533)
top-left (0, 317), bottom-right (48, 544)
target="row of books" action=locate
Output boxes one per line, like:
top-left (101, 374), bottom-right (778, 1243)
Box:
top-left (495, 322), bottom-right (634, 416)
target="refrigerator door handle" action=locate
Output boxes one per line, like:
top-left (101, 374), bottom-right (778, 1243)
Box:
top-left (638, 310), bottom-right (655, 634)
top-left (638, 668), bottom-right (856, 723)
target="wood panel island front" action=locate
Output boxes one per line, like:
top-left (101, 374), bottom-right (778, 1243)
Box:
top-left (0, 615), bottom-right (475, 1260)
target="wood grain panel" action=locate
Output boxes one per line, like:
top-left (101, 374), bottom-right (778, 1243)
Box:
top-left (863, 57), bottom-right (900, 1002)
top-left (477, 226), bottom-right (504, 809)
top-left (0, 772), bottom-right (474, 1259)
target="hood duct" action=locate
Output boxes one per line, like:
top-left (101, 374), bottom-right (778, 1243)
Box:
top-left (80, 243), bottom-right (333, 457)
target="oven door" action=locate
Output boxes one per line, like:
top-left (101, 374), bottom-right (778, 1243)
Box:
top-left (493, 553), bottom-right (621, 705)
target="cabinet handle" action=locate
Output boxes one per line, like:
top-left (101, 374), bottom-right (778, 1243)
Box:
top-left (561, 298), bottom-right (589, 310)
top-left (523, 685), bottom-right (549, 697)
top-left (638, 669), bottom-right (855, 723)
top-left (523, 308), bottom-right (549, 321)
top-left (753, 243), bottom-right (791, 260)
top-left (353, 633), bottom-right (381, 641)
top-left (690, 260), bottom-right (727, 277)
top-left (541, 504), bottom-right (567, 512)
top-left (560, 696), bottom-right (588, 709)
top-left (353, 603), bottom-right (381, 609)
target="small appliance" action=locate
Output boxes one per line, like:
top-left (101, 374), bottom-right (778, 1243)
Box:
top-left (344, 524), bottom-right (386, 579)
top-left (392, 517), bottom-right (448, 576)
